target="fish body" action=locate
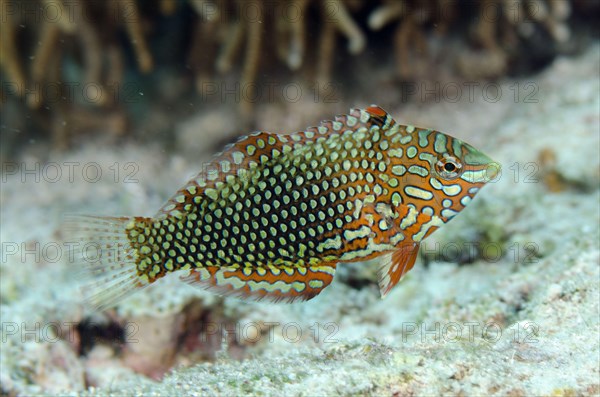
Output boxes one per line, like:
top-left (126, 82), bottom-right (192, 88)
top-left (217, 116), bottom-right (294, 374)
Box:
top-left (71, 106), bottom-right (499, 309)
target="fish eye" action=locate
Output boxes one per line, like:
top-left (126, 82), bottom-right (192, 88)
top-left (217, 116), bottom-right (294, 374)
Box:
top-left (444, 162), bottom-right (456, 172)
top-left (436, 156), bottom-right (463, 180)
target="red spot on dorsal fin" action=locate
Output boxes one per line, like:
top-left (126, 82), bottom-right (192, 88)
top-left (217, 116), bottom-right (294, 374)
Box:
top-left (377, 242), bottom-right (420, 299)
top-left (365, 105), bottom-right (393, 129)
top-left (304, 105), bottom-right (397, 138)
top-left (365, 105), bottom-right (388, 118)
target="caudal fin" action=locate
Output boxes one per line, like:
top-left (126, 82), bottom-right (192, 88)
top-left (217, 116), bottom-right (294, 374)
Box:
top-left (64, 215), bottom-right (152, 311)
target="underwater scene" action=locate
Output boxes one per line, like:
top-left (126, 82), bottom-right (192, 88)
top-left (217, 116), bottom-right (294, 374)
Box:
top-left (1, 0), bottom-right (599, 395)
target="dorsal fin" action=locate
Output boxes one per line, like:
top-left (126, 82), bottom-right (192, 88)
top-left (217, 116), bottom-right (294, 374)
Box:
top-left (155, 131), bottom-right (289, 219)
top-left (318, 105), bottom-right (396, 133)
top-left (155, 105), bottom-right (396, 220)
top-left (377, 242), bottom-right (420, 298)
top-left (364, 105), bottom-right (396, 129)
top-left (297, 107), bottom-right (381, 142)
top-left (180, 263), bottom-right (337, 303)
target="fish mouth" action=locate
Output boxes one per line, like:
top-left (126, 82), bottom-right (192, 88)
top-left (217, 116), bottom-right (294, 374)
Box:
top-left (463, 146), bottom-right (501, 182)
top-left (483, 161), bottom-right (501, 181)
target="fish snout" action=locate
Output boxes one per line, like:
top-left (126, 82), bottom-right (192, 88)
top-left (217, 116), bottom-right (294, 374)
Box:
top-left (463, 146), bottom-right (501, 183)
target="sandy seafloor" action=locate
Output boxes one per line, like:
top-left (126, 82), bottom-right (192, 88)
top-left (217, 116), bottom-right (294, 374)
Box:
top-left (1, 47), bottom-right (599, 396)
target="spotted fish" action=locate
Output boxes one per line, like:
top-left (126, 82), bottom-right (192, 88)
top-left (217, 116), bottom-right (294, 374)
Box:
top-left (69, 105), bottom-right (499, 309)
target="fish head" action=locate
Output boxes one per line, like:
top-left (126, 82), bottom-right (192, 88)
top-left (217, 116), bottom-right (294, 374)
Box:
top-left (390, 128), bottom-right (500, 226)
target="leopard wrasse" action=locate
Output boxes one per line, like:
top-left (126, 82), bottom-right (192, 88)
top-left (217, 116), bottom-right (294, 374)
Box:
top-left (69, 105), bottom-right (499, 309)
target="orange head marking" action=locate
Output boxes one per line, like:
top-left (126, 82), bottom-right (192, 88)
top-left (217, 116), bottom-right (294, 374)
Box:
top-left (384, 127), bottom-right (500, 228)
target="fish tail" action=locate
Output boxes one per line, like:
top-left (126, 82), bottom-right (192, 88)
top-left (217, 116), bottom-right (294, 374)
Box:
top-left (64, 214), bottom-right (156, 311)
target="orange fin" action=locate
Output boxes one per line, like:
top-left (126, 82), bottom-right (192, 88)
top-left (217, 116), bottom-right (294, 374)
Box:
top-left (377, 242), bottom-right (420, 299)
top-left (180, 263), bottom-right (337, 303)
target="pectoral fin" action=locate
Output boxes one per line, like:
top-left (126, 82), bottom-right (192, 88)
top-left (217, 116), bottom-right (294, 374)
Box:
top-left (377, 242), bottom-right (420, 298)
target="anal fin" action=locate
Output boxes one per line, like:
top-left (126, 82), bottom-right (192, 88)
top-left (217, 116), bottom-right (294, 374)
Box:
top-left (180, 263), bottom-right (337, 303)
top-left (377, 242), bottom-right (420, 299)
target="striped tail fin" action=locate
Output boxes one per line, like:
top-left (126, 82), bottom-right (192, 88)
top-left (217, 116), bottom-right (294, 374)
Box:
top-left (64, 215), bottom-right (153, 311)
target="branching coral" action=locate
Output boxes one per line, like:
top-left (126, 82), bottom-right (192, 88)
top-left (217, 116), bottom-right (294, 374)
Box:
top-left (0, 0), bottom-right (27, 97)
top-left (185, 0), bottom-right (366, 122)
top-left (0, 0), bottom-right (591, 149)
top-left (367, 0), bottom-right (573, 80)
top-left (0, 0), bottom-right (368, 144)
top-left (368, 0), bottom-right (454, 79)
top-left (0, 0), bottom-right (151, 147)
top-left (459, 0), bottom-right (572, 78)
